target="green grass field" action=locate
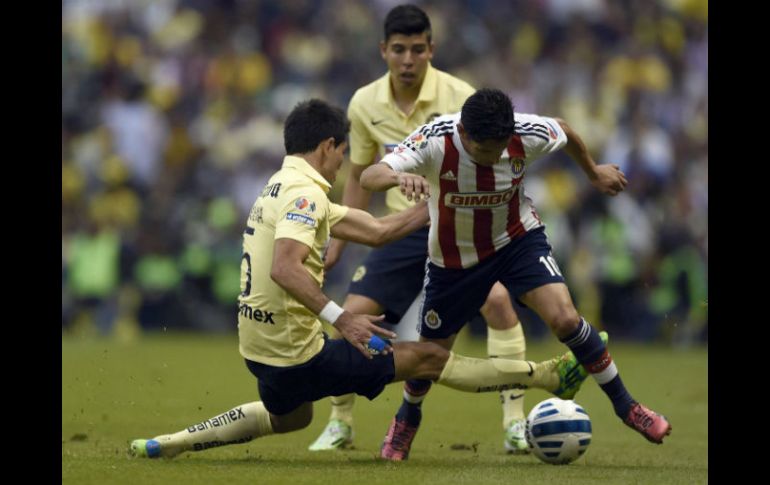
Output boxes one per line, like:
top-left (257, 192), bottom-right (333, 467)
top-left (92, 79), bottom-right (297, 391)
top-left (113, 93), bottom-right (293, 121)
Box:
top-left (62, 330), bottom-right (707, 485)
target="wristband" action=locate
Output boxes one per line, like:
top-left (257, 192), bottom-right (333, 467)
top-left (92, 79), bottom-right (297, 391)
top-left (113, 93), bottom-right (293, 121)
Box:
top-left (319, 301), bottom-right (345, 324)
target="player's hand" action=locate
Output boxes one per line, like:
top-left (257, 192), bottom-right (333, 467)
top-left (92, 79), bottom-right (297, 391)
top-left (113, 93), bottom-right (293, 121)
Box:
top-left (323, 238), bottom-right (346, 271)
top-left (591, 164), bottom-right (627, 196)
top-left (333, 312), bottom-right (396, 359)
top-left (398, 173), bottom-right (430, 202)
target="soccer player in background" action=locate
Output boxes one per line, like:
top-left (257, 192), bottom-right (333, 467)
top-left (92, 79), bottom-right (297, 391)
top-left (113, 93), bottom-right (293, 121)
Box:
top-left (310, 4), bottom-right (532, 455)
top-left (360, 88), bottom-right (672, 460)
top-left (128, 98), bottom-right (593, 460)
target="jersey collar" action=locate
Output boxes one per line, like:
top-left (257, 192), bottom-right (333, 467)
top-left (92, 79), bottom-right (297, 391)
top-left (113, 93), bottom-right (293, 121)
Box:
top-left (282, 155), bottom-right (332, 193)
top-left (375, 63), bottom-right (438, 106)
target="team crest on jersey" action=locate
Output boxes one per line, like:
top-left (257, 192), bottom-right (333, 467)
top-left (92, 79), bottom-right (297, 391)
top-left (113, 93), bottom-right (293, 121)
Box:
top-left (424, 309), bottom-right (442, 329)
top-left (510, 158), bottom-right (525, 178)
top-left (294, 197), bottom-right (316, 212)
top-left (410, 133), bottom-right (425, 143)
top-left (352, 265), bottom-right (367, 282)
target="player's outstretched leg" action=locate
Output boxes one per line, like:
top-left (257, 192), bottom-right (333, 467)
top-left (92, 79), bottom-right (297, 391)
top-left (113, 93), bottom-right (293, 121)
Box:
top-left (129, 401), bottom-right (275, 459)
top-left (379, 341), bottom-right (598, 461)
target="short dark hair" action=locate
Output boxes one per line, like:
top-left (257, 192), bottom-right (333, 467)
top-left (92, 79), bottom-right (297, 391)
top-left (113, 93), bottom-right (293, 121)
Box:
top-left (384, 4), bottom-right (432, 42)
top-left (460, 88), bottom-right (516, 142)
top-left (283, 99), bottom-right (350, 155)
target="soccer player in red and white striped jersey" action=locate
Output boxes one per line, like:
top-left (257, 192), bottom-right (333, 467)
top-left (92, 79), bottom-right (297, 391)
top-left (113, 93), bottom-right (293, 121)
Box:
top-left (362, 88), bottom-right (671, 459)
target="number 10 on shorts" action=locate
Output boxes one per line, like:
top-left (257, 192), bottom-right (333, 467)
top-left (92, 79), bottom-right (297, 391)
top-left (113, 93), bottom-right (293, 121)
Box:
top-left (539, 255), bottom-right (563, 277)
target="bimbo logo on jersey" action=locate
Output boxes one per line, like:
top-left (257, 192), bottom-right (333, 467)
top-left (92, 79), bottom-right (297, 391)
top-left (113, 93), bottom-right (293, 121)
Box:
top-left (444, 187), bottom-right (516, 208)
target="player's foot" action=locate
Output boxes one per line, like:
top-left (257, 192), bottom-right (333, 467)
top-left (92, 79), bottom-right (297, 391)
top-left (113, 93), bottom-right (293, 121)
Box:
top-left (503, 418), bottom-right (529, 454)
top-left (624, 402), bottom-right (672, 444)
top-left (129, 439), bottom-right (162, 458)
top-left (552, 331), bottom-right (609, 400)
top-left (308, 419), bottom-right (353, 451)
top-left (380, 417), bottom-right (419, 461)
top-left (129, 434), bottom-right (181, 458)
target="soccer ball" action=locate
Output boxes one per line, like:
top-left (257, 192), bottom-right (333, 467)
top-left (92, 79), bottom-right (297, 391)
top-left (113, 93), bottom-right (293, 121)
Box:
top-left (525, 397), bottom-right (592, 465)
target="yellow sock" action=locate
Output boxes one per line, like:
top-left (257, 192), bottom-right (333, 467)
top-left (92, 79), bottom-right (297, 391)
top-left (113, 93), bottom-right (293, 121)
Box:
top-left (488, 325), bottom-right (527, 428)
top-left (329, 393), bottom-right (355, 426)
top-left (153, 401), bottom-right (274, 457)
top-left (437, 351), bottom-right (558, 393)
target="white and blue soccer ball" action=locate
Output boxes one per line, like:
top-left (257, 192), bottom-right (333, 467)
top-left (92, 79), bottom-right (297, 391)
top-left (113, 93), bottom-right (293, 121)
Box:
top-left (525, 397), bottom-right (592, 465)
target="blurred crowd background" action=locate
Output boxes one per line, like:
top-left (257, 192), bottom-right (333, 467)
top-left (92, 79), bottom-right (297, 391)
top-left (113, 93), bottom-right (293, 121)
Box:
top-left (61, 0), bottom-right (707, 345)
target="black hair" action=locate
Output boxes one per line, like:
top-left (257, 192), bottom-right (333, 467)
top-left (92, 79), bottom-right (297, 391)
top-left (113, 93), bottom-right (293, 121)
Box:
top-left (283, 99), bottom-right (350, 155)
top-left (384, 4), bottom-right (432, 42)
top-left (460, 88), bottom-right (516, 142)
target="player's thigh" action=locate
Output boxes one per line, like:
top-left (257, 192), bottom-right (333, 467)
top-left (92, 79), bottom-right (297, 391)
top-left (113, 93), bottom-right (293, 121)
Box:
top-left (518, 282), bottom-right (580, 338)
top-left (342, 293), bottom-right (384, 315)
top-left (480, 282), bottom-right (519, 330)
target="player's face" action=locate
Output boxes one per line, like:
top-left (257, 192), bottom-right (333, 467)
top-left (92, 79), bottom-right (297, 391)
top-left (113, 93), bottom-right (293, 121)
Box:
top-left (380, 33), bottom-right (434, 90)
top-left (459, 129), bottom-right (511, 167)
top-left (322, 140), bottom-right (348, 184)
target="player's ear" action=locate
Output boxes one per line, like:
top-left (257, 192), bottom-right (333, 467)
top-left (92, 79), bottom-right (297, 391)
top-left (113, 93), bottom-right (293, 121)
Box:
top-left (379, 40), bottom-right (388, 59)
top-left (320, 137), bottom-right (336, 156)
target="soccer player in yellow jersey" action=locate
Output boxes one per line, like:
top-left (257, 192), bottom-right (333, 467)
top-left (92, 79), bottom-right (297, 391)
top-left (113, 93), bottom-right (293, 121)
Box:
top-left (311, 4), bottom-right (531, 454)
top-left (129, 99), bottom-right (592, 460)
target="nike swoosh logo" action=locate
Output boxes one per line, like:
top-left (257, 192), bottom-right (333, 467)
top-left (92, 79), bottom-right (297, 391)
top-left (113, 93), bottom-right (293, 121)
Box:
top-left (527, 362), bottom-right (534, 377)
top-left (370, 119), bottom-right (386, 126)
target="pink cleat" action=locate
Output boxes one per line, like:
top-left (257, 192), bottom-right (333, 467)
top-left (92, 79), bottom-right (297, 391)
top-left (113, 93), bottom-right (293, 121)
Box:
top-left (380, 418), bottom-right (419, 461)
top-left (624, 403), bottom-right (672, 444)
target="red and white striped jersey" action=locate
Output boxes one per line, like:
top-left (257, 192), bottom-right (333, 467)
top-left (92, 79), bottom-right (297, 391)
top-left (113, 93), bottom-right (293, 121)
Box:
top-left (381, 112), bottom-right (567, 269)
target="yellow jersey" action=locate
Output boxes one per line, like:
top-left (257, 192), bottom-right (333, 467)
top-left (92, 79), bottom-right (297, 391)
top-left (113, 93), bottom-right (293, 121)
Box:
top-left (347, 63), bottom-right (475, 213)
top-left (238, 155), bottom-right (349, 366)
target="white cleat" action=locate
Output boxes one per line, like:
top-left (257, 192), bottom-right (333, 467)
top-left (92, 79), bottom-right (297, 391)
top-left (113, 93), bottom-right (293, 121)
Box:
top-left (503, 418), bottom-right (530, 454)
top-left (308, 419), bottom-right (353, 451)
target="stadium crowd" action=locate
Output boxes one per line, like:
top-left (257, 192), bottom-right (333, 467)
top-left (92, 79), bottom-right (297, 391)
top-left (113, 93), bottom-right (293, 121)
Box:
top-left (62, 0), bottom-right (707, 344)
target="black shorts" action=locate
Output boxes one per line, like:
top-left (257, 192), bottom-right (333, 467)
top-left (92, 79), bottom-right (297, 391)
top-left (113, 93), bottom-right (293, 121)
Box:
top-left (419, 227), bottom-right (565, 339)
top-left (347, 226), bottom-right (429, 323)
top-left (245, 336), bottom-right (396, 415)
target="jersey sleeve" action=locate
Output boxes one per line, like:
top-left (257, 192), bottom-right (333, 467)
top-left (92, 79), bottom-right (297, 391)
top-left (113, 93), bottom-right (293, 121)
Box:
top-left (327, 202), bottom-right (350, 227)
top-left (379, 124), bottom-right (437, 175)
top-left (515, 114), bottom-right (568, 161)
top-left (274, 185), bottom-right (326, 247)
top-left (348, 95), bottom-right (378, 166)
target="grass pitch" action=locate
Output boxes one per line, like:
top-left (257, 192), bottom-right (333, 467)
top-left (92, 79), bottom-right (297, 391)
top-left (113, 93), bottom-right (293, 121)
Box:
top-left (62, 330), bottom-right (707, 485)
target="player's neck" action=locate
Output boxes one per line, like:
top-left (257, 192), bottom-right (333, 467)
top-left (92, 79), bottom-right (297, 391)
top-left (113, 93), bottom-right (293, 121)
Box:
top-left (390, 80), bottom-right (421, 117)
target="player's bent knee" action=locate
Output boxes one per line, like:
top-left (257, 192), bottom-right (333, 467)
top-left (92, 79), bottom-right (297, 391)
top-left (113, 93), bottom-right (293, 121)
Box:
top-left (415, 342), bottom-right (449, 380)
top-left (271, 403), bottom-right (313, 433)
top-left (481, 284), bottom-right (511, 312)
top-left (548, 308), bottom-right (581, 338)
